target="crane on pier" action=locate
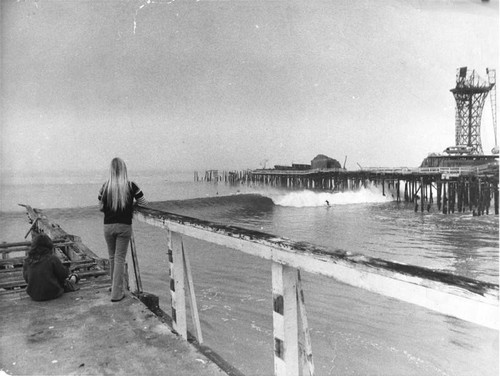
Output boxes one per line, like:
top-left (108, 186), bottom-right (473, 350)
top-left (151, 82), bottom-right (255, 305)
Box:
top-left (450, 67), bottom-right (496, 155)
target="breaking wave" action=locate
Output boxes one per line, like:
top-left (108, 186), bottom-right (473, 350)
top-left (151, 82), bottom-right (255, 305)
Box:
top-left (268, 186), bottom-right (394, 207)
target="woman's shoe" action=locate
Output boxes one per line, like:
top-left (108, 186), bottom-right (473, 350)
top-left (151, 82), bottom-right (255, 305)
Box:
top-left (68, 273), bottom-right (80, 284)
top-left (111, 295), bottom-right (125, 302)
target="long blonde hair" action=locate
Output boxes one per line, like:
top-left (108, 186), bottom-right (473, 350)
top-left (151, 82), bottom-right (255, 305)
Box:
top-left (103, 157), bottom-right (130, 211)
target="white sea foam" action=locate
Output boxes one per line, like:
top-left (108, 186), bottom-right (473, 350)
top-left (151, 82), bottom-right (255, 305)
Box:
top-left (269, 185), bottom-right (394, 207)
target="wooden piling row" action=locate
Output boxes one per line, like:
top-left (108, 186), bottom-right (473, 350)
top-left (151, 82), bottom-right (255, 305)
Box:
top-left (196, 168), bottom-right (498, 215)
top-left (194, 170), bottom-right (252, 184)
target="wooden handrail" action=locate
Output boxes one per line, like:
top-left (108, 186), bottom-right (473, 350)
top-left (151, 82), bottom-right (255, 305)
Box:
top-left (0, 240), bottom-right (73, 249)
top-left (134, 205), bottom-right (498, 330)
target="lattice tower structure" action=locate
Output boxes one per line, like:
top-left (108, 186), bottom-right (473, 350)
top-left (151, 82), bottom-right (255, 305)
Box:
top-left (486, 68), bottom-right (497, 153)
top-left (450, 67), bottom-right (494, 155)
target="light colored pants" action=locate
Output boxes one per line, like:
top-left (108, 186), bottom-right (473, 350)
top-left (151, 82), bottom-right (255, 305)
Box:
top-left (104, 223), bottom-right (132, 300)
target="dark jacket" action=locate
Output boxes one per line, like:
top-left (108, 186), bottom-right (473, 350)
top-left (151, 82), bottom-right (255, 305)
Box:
top-left (23, 255), bottom-right (69, 301)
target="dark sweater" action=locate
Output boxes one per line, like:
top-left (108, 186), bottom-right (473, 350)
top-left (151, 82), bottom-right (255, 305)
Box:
top-left (23, 255), bottom-right (69, 301)
top-left (98, 181), bottom-right (144, 225)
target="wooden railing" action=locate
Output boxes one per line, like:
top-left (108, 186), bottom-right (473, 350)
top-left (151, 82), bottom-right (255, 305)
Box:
top-left (252, 165), bottom-right (496, 175)
top-left (251, 168), bottom-right (345, 175)
top-left (134, 205), bottom-right (499, 376)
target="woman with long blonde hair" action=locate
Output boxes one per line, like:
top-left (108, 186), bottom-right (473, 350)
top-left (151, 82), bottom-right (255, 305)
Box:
top-left (98, 157), bottom-right (147, 302)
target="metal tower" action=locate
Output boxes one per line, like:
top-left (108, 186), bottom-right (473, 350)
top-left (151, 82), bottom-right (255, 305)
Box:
top-left (450, 67), bottom-right (495, 155)
top-left (486, 68), bottom-right (498, 154)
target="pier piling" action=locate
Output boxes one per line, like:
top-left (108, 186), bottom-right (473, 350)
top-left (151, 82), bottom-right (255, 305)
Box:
top-left (196, 165), bottom-right (498, 216)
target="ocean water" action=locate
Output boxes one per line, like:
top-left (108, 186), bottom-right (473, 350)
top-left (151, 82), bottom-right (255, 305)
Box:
top-left (0, 170), bottom-right (498, 376)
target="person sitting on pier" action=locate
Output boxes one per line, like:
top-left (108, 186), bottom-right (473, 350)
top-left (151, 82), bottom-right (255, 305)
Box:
top-left (23, 233), bottom-right (79, 302)
top-left (99, 157), bottom-right (148, 302)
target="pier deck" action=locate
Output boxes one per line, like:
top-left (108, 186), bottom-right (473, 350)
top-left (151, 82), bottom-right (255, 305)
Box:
top-left (0, 277), bottom-right (226, 376)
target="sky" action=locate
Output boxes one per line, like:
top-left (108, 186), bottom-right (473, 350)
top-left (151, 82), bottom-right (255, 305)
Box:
top-left (1, 0), bottom-right (498, 174)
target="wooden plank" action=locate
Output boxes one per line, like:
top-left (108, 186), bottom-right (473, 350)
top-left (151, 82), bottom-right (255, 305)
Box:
top-left (21, 206), bottom-right (106, 269)
top-left (54, 248), bottom-right (69, 262)
top-left (67, 260), bottom-right (103, 269)
top-left (283, 266), bottom-right (299, 376)
top-left (0, 241), bottom-right (73, 255)
top-left (0, 280), bottom-right (26, 289)
top-left (0, 286), bottom-right (27, 297)
top-left (166, 229), bottom-right (175, 326)
top-left (0, 268), bottom-right (26, 288)
top-left (0, 257), bottom-right (25, 267)
top-left (0, 268), bottom-right (23, 276)
top-left (0, 247), bottom-right (29, 258)
top-left (0, 268), bottom-right (108, 288)
top-left (171, 231), bottom-right (187, 339)
top-left (22, 206), bottom-right (70, 241)
top-left (64, 235), bottom-right (101, 260)
top-left (76, 270), bottom-right (108, 278)
top-left (273, 312), bottom-right (284, 341)
top-left (23, 217), bottom-right (39, 238)
top-left (272, 262), bottom-right (286, 376)
top-left (130, 230), bottom-right (143, 293)
top-left (297, 271), bottom-right (314, 376)
top-left (135, 207), bottom-right (499, 330)
top-left (272, 263), bottom-right (299, 376)
top-left (182, 240), bottom-right (203, 344)
top-left (0, 260), bottom-right (103, 274)
top-left (0, 241), bottom-right (32, 249)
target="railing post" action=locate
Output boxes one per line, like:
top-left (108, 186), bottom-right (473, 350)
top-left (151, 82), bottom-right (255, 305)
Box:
top-left (166, 230), bottom-right (203, 343)
top-left (129, 229), bottom-right (143, 293)
top-left (167, 229), bottom-right (187, 339)
top-left (182, 240), bottom-right (204, 344)
top-left (297, 271), bottom-right (314, 376)
top-left (272, 262), bottom-right (299, 376)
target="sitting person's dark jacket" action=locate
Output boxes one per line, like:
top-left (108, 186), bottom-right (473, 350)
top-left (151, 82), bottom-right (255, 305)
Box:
top-left (23, 233), bottom-right (69, 301)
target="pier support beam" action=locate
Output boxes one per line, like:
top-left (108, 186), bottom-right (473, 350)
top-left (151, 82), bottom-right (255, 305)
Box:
top-left (437, 181), bottom-right (442, 211)
top-left (420, 178), bottom-right (424, 212)
top-left (495, 186), bottom-right (499, 215)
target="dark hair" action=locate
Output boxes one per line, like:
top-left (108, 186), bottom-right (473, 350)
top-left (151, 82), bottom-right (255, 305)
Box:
top-left (26, 233), bottom-right (54, 265)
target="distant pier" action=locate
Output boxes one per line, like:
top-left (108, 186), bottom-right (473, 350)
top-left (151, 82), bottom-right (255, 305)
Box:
top-left (194, 169), bottom-right (252, 184)
top-left (195, 163), bottom-right (499, 215)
